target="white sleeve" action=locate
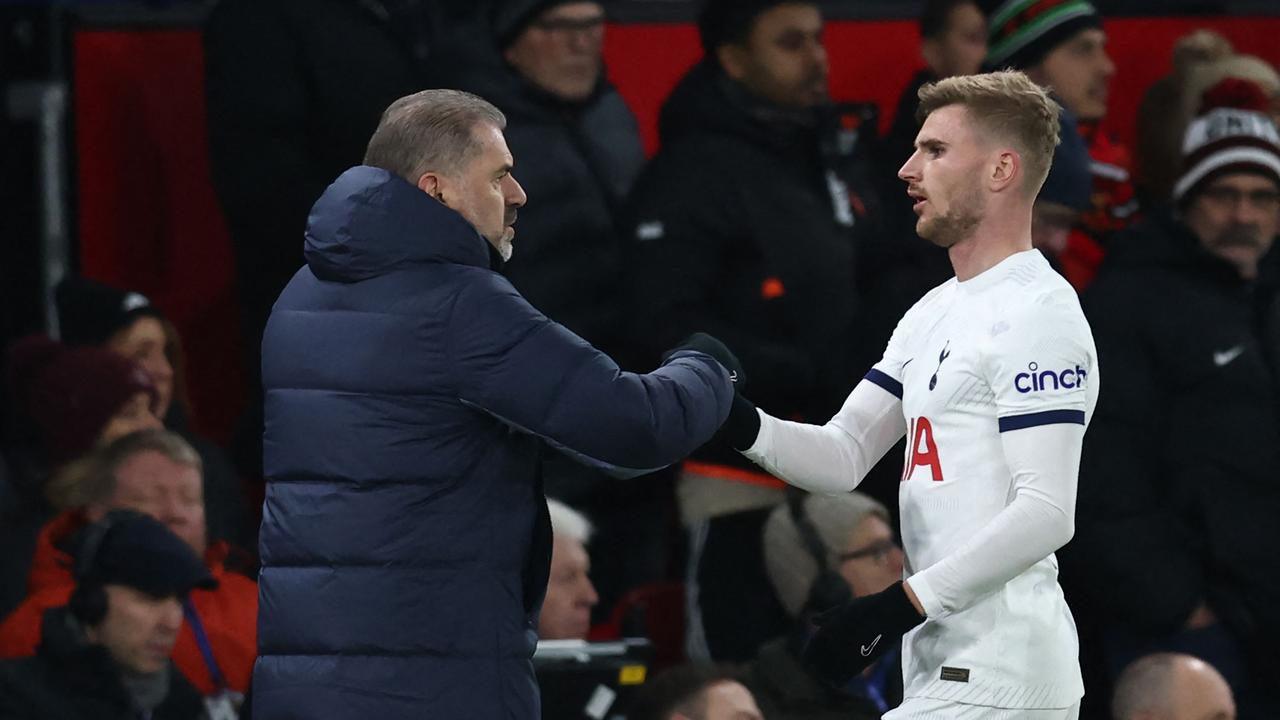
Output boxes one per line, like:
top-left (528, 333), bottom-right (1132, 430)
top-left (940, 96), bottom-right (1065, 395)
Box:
top-left (907, 290), bottom-right (1096, 618)
top-left (907, 423), bottom-right (1080, 617)
top-left (743, 380), bottom-right (907, 494)
top-left (740, 308), bottom-right (913, 494)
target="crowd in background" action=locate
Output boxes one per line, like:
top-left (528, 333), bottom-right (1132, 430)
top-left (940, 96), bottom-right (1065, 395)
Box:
top-left (1, 0), bottom-right (1279, 717)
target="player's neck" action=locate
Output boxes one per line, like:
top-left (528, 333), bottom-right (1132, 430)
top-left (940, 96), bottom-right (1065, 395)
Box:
top-left (947, 209), bottom-right (1033, 282)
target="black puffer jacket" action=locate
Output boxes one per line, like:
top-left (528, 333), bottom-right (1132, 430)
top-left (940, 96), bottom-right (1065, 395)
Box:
top-left (624, 61), bottom-right (878, 467)
top-left (1067, 210), bottom-right (1280, 674)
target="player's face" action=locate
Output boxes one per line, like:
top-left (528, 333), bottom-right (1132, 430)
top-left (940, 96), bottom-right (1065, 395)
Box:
top-left (899, 104), bottom-right (989, 248)
top-left (718, 4), bottom-right (829, 109)
top-left (838, 515), bottom-right (904, 598)
top-left (428, 123), bottom-right (527, 261)
top-left (537, 533), bottom-right (598, 640)
top-left (1183, 173), bottom-right (1280, 280)
top-left (923, 2), bottom-right (987, 79)
top-left (1034, 28), bottom-right (1114, 121)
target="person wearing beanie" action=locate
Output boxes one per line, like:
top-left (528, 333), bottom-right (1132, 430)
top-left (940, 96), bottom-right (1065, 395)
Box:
top-left (623, 0), bottom-right (882, 662)
top-left (1068, 78), bottom-right (1280, 718)
top-left (743, 492), bottom-right (903, 720)
top-left (0, 510), bottom-right (210, 719)
top-left (55, 276), bottom-right (255, 564)
top-left (441, 1), bottom-right (658, 620)
top-left (0, 429), bottom-right (260, 702)
top-left (982, 0), bottom-right (1134, 290)
top-left (0, 336), bottom-right (162, 616)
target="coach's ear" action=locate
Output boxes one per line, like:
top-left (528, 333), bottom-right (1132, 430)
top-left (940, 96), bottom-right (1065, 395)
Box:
top-left (989, 149), bottom-right (1020, 194)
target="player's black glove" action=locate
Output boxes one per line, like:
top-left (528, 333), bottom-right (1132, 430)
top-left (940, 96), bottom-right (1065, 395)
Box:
top-left (801, 581), bottom-right (925, 687)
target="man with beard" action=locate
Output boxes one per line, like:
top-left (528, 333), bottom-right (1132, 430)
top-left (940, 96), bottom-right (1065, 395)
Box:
top-left (712, 71), bottom-right (1097, 718)
top-left (1065, 80), bottom-right (1280, 719)
top-left (623, 0), bottom-right (880, 662)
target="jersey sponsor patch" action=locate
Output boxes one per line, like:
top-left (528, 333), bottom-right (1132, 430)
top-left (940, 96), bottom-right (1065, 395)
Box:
top-left (1013, 362), bottom-right (1088, 394)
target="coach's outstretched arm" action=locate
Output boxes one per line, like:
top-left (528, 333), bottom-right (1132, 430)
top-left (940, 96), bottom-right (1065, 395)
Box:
top-left (448, 274), bottom-right (735, 476)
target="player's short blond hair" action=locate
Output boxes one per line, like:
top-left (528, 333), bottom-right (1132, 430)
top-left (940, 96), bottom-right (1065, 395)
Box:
top-left (916, 70), bottom-right (1062, 195)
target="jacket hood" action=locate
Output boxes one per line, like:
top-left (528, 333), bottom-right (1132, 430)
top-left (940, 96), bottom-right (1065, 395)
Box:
top-left (304, 166), bottom-right (491, 282)
top-left (658, 60), bottom-right (817, 150)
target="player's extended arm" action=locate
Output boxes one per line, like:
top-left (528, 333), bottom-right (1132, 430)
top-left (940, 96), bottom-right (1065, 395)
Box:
top-left (907, 421), bottom-right (1080, 617)
top-left (735, 378), bottom-right (908, 494)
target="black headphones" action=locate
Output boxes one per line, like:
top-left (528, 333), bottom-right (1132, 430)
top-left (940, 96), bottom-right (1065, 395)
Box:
top-left (68, 510), bottom-right (134, 626)
top-left (786, 489), bottom-right (853, 616)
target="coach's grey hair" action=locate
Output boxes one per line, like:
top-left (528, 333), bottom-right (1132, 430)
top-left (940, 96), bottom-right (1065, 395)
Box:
top-left (363, 89), bottom-right (507, 183)
top-left (547, 498), bottom-right (594, 544)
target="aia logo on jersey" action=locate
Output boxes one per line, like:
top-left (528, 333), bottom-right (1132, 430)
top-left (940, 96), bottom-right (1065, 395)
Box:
top-left (1014, 363), bottom-right (1088, 394)
top-left (902, 416), bottom-right (944, 482)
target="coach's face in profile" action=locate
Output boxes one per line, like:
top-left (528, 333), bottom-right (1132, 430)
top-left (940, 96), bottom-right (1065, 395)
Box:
top-left (418, 122), bottom-right (528, 261)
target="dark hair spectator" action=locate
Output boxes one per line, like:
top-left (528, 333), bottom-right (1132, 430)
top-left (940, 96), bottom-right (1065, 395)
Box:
top-left (629, 663), bottom-right (763, 720)
top-left (55, 276), bottom-right (253, 556)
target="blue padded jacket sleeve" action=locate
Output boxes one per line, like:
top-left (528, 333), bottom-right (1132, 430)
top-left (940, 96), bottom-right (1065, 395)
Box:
top-left (446, 272), bottom-right (734, 475)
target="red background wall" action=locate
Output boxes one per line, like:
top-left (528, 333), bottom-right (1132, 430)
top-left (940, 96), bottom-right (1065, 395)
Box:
top-left (73, 17), bottom-right (1280, 442)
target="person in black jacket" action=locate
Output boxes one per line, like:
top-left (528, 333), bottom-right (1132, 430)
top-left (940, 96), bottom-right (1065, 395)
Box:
top-left (0, 510), bottom-right (214, 720)
top-left (1066, 85), bottom-right (1280, 719)
top-left (443, 1), bottom-right (656, 616)
top-left (203, 0), bottom-right (491, 480)
top-left (622, 0), bottom-right (881, 662)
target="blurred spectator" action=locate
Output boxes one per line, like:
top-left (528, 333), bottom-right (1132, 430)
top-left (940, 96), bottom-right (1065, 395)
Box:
top-left (629, 663), bottom-right (765, 720)
top-left (0, 337), bottom-right (159, 615)
top-left (56, 276), bottom-right (253, 557)
top-left (204, 0), bottom-right (491, 480)
top-left (744, 492), bottom-right (903, 719)
top-left (623, 0), bottom-right (878, 662)
top-left (1183, 55), bottom-right (1280, 127)
top-left (983, 0), bottom-right (1135, 289)
top-left (540, 499), bottom-right (600, 640)
top-left (861, 0), bottom-right (986, 388)
top-left (0, 510), bottom-right (213, 719)
top-left (1068, 82), bottom-right (1280, 718)
top-left (1134, 30), bottom-right (1234, 208)
top-left (1032, 105), bottom-right (1094, 261)
top-left (1112, 653), bottom-right (1236, 720)
top-left (0, 430), bottom-right (258, 701)
top-left (446, 0), bottom-right (660, 618)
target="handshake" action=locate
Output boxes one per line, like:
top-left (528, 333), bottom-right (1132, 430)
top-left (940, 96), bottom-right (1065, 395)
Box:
top-left (663, 333), bottom-right (760, 451)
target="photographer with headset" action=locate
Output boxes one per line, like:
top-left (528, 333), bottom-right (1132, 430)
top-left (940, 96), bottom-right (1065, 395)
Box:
top-left (0, 510), bottom-right (215, 719)
top-left (746, 490), bottom-right (905, 719)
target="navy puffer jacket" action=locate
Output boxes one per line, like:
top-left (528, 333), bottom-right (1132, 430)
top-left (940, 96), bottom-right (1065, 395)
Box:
top-left (253, 167), bottom-right (733, 719)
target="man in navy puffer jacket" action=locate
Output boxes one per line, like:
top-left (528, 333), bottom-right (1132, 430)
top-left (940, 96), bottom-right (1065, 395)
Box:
top-left (252, 89), bottom-right (736, 719)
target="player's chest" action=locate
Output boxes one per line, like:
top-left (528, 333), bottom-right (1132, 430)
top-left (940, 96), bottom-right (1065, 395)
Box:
top-left (899, 314), bottom-right (993, 419)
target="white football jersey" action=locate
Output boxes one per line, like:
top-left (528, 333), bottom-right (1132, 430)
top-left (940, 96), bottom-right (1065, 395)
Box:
top-left (868, 249), bottom-right (1097, 707)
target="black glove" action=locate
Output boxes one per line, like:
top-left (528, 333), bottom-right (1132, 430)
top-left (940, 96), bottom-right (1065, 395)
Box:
top-left (662, 334), bottom-right (760, 450)
top-left (801, 581), bottom-right (924, 687)
top-left (663, 332), bottom-right (745, 388)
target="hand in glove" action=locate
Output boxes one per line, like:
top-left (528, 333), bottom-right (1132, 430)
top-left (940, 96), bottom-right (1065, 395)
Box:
top-left (801, 581), bottom-right (925, 687)
top-left (662, 333), bottom-right (760, 450)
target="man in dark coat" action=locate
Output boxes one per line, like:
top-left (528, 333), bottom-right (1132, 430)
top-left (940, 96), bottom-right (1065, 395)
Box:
top-left (444, 0), bottom-right (655, 615)
top-left (1066, 88), bottom-right (1280, 719)
top-left (622, 0), bottom-right (881, 662)
top-left (0, 510), bottom-right (213, 719)
top-left (253, 89), bottom-right (736, 719)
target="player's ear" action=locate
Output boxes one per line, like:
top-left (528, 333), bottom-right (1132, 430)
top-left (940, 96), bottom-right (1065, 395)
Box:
top-left (989, 149), bottom-right (1019, 193)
